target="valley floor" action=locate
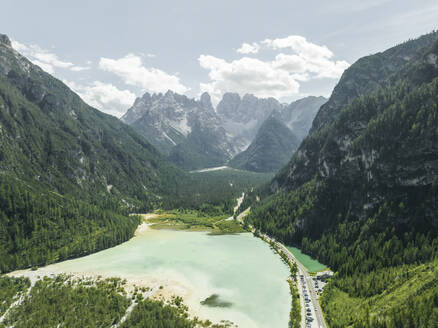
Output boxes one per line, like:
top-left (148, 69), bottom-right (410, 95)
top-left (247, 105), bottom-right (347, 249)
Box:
top-left (6, 220), bottom-right (204, 322)
top-left (4, 208), bottom-right (292, 328)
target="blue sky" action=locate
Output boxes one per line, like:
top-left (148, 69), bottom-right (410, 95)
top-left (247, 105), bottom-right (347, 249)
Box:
top-left (1, 0), bottom-right (437, 116)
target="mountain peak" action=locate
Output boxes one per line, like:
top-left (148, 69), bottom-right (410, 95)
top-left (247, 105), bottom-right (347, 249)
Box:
top-left (0, 34), bottom-right (11, 47)
top-left (142, 92), bottom-right (151, 99)
top-left (228, 114), bottom-right (299, 172)
top-left (200, 92), bottom-right (213, 111)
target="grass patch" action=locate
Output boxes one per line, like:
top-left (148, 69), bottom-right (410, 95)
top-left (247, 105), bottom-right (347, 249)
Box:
top-left (147, 210), bottom-right (245, 234)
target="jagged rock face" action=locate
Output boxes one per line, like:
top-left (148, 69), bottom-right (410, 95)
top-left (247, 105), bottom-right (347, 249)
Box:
top-left (0, 33), bottom-right (184, 204)
top-left (217, 93), bottom-right (282, 123)
top-left (277, 32), bottom-right (438, 192)
top-left (228, 115), bottom-right (300, 172)
top-left (0, 35), bottom-right (33, 78)
top-left (270, 31), bottom-right (438, 231)
top-left (215, 92), bottom-right (241, 118)
top-left (200, 92), bottom-right (214, 112)
top-left (123, 91), bottom-right (323, 171)
top-left (0, 34), bottom-right (11, 47)
top-left (121, 90), bottom-right (236, 169)
top-left (225, 95), bottom-right (325, 172)
top-left (310, 32), bottom-right (438, 134)
top-left (216, 93), bottom-right (284, 151)
top-left (272, 96), bottom-right (326, 141)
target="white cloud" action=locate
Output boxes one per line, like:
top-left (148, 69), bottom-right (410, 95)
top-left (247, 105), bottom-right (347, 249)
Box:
top-left (200, 35), bottom-right (349, 103)
top-left (31, 59), bottom-right (55, 74)
top-left (11, 39), bottom-right (90, 73)
top-left (65, 80), bottom-right (136, 118)
top-left (99, 53), bottom-right (189, 94)
top-left (199, 55), bottom-right (300, 104)
top-left (31, 51), bottom-right (73, 69)
top-left (236, 42), bottom-right (260, 54)
top-left (263, 35), bottom-right (333, 58)
top-left (10, 40), bottom-right (28, 53)
top-left (264, 35), bottom-right (349, 79)
top-left (70, 66), bottom-right (90, 72)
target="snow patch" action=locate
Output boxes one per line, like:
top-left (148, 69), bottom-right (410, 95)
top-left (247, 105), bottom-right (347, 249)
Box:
top-left (169, 114), bottom-right (191, 136)
top-left (162, 131), bottom-right (177, 146)
top-left (190, 166), bottom-right (229, 173)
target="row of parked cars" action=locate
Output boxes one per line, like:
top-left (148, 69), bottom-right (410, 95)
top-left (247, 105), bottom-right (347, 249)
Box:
top-left (312, 277), bottom-right (324, 295)
top-left (300, 275), bottom-right (314, 327)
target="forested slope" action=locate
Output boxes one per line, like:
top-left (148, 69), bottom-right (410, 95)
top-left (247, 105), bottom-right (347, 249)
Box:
top-left (0, 34), bottom-right (187, 272)
top-left (245, 31), bottom-right (438, 326)
top-left (0, 275), bottom-right (227, 328)
top-left (0, 32), bottom-right (274, 273)
top-left (229, 116), bottom-right (300, 173)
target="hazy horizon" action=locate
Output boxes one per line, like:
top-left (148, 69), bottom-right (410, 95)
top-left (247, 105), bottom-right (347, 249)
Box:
top-left (1, 0), bottom-right (437, 117)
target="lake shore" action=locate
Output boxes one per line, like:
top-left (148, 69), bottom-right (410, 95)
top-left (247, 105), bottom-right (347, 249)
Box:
top-left (7, 218), bottom-right (209, 322)
top-left (8, 213), bottom-right (291, 327)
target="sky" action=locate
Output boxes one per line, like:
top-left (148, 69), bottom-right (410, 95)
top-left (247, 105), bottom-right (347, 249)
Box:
top-left (1, 0), bottom-right (437, 117)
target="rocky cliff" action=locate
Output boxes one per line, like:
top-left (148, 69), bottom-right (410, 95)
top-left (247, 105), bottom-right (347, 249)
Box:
top-left (122, 89), bottom-right (324, 171)
top-left (228, 115), bottom-right (300, 172)
top-left (248, 31), bottom-right (438, 261)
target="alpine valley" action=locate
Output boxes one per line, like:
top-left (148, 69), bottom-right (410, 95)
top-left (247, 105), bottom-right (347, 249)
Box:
top-left (122, 90), bottom-right (325, 171)
top-left (0, 14), bottom-right (438, 328)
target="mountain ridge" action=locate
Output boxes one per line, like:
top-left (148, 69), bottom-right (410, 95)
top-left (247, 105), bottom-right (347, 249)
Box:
top-left (122, 89), bottom-right (326, 171)
top-left (228, 115), bottom-right (300, 172)
top-left (245, 30), bottom-right (438, 327)
top-left (0, 33), bottom-right (186, 272)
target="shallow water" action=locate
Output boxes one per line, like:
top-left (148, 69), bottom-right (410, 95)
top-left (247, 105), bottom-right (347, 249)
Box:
top-left (286, 246), bottom-right (327, 272)
top-left (44, 230), bottom-right (291, 328)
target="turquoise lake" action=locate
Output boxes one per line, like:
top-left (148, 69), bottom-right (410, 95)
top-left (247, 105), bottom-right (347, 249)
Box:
top-left (35, 229), bottom-right (291, 327)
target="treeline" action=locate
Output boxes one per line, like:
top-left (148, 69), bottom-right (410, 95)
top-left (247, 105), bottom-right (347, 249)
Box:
top-left (246, 47), bottom-right (438, 326)
top-left (3, 276), bottom-right (130, 328)
top-left (0, 166), bottom-right (272, 273)
top-left (0, 275), bottom-right (232, 328)
top-left (163, 168), bottom-right (273, 215)
top-left (321, 260), bottom-right (438, 327)
top-left (0, 275), bottom-right (29, 316)
top-left (0, 175), bottom-right (140, 273)
top-left (0, 51), bottom-right (273, 276)
top-left (120, 299), bottom-right (195, 328)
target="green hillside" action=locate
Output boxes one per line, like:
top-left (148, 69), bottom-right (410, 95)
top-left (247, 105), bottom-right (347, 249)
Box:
top-left (245, 31), bottom-right (438, 326)
top-left (229, 116), bottom-right (300, 173)
top-left (0, 34), bottom-right (187, 272)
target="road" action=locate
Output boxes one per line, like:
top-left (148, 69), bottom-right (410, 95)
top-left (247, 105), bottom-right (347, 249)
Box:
top-left (262, 233), bottom-right (327, 328)
top-left (239, 207), bottom-right (327, 328)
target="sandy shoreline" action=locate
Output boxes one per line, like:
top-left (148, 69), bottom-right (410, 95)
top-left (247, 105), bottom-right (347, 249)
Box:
top-left (134, 222), bottom-right (151, 235)
top-left (7, 214), bottom-right (209, 322)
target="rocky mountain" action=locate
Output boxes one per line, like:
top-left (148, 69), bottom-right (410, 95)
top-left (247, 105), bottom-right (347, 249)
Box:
top-left (0, 34), bottom-right (186, 204)
top-left (272, 96), bottom-right (326, 140)
top-left (228, 115), bottom-right (300, 172)
top-left (216, 93), bottom-right (284, 151)
top-left (246, 31), bottom-right (438, 326)
top-left (310, 31), bottom-right (438, 134)
top-left (0, 33), bottom-right (185, 271)
top-left (227, 95), bottom-right (325, 173)
top-left (123, 90), bottom-right (324, 171)
top-left (121, 91), bottom-right (236, 170)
